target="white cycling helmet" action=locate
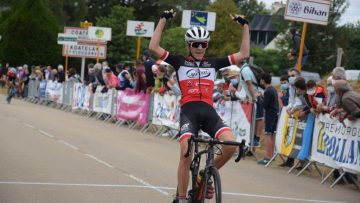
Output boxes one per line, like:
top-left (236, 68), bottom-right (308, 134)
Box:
top-left (185, 26), bottom-right (210, 42)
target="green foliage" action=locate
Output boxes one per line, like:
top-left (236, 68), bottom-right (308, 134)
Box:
top-left (161, 27), bottom-right (188, 56)
top-left (234, 0), bottom-right (269, 21)
top-left (96, 5), bottom-right (136, 64)
top-left (342, 22), bottom-right (360, 69)
top-left (0, 0), bottom-right (61, 66)
top-left (251, 48), bottom-right (292, 75)
top-left (48, 0), bottom-right (88, 26)
top-left (206, 0), bottom-right (242, 57)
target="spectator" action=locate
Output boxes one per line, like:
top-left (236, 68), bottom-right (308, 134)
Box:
top-left (279, 75), bottom-right (290, 107)
top-left (67, 68), bottom-right (81, 83)
top-left (287, 68), bottom-right (301, 111)
top-left (287, 27), bottom-right (309, 67)
top-left (332, 80), bottom-right (360, 121)
top-left (51, 69), bottom-right (58, 82)
top-left (104, 68), bottom-right (120, 89)
top-left (117, 64), bottom-right (133, 90)
top-left (94, 63), bottom-right (105, 86)
top-left (142, 49), bottom-right (156, 93)
top-left (34, 66), bottom-right (44, 81)
top-left (102, 61), bottom-right (110, 84)
top-left (167, 71), bottom-right (181, 96)
top-left (16, 66), bottom-right (25, 97)
top-left (57, 65), bottom-right (65, 83)
top-left (22, 65), bottom-right (30, 98)
top-left (332, 67), bottom-right (346, 81)
top-left (305, 80), bottom-right (326, 115)
top-left (87, 66), bottom-right (96, 84)
top-left (134, 61), bottom-right (146, 93)
top-left (317, 76), bottom-right (336, 113)
top-left (258, 72), bottom-right (279, 165)
top-left (44, 66), bottom-right (52, 81)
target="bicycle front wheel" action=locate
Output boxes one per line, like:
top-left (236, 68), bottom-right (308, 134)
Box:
top-left (202, 167), bottom-right (221, 203)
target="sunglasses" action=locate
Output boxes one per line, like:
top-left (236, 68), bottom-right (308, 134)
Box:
top-left (189, 42), bottom-right (208, 48)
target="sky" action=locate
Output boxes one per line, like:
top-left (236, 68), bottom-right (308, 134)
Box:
top-left (258, 0), bottom-right (359, 25)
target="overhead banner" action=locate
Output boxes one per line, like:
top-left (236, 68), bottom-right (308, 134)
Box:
top-left (116, 90), bottom-right (150, 125)
top-left (182, 10), bottom-right (216, 31)
top-left (45, 81), bottom-right (63, 104)
top-left (284, 0), bottom-right (331, 25)
top-left (126, 20), bottom-right (155, 38)
top-left (312, 114), bottom-right (360, 173)
top-left (62, 43), bottom-right (107, 59)
top-left (152, 93), bottom-right (181, 130)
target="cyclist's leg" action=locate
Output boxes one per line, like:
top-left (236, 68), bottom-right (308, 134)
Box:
top-left (200, 104), bottom-right (236, 169)
top-left (177, 104), bottom-right (198, 199)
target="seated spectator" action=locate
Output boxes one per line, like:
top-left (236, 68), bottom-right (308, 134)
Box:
top-left (258, 72), bottom-right (279, 165)
top-left (305, 80), bottom-right (326, 115)
top-left (332, 80), bottom-right (360, 121)
top-left (279, 75), bottom-right (290, 107)
top-left (104, 68), bottom-right (120, 89)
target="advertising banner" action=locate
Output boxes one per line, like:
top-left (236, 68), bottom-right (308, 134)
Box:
top-left (312, 114), bottom-right (360, 173)
top-left (116, 90), bottom-right (150, 125)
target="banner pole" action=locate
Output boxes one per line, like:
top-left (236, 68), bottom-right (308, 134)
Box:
top-left (136, 37), bottom-right (142, 59)
top-left (296, 22), bottom-right (308, 71)
top-left (65, 45), bottom-right (69, 79)
top-left (96, 42), bottom-right (100, 64)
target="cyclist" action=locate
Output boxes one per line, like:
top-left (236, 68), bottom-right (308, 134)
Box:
top-left (149, 10), bottom-right (250, 202)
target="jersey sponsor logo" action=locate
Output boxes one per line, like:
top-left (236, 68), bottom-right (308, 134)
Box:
top-left (180, 123), bottom-right (190, 132)
top-left (186, 69), bottom-right (211, 79)
top-left (184, 61), bottom-right (196, 67)
top-left (202, 61), bottom-right (212, 68)
top-left (187, 81), bottom-right (193, 87)
top-left (187, 88), bottom-right (200, 94)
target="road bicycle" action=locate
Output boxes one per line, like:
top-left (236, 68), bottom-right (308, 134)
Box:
top-left (181, 135), bottom-right (247, 203)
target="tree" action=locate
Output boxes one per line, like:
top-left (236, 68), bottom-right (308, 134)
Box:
top-left (48, 0), bottom-right (88, 26)
top-left (96, 5), bottom-right (136, 64)
top-left (161, 27), bottom-right (188, 56)
top-left (0, 0), bottom-right (61, 66)
top-left (235, 0), bottom-right (269, 22)
top-left (206, 0), bottom-right (243, 57)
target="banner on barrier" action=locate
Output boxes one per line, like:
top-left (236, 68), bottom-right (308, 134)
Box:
top-left (152, 93), bottom-right (180, 129)
top-left (214, 101), bottom-right (252, 144)
top-left (71, 84), bottom-right (92, 110)
top-left (46, 81), bottom-right (63, 103)
top-left (92, 86), bottom-right (114, 114)
top-left (312, 114), bottom-right (360, 173)
top-left (39, 81), bottom-right (47, 98)
top-left (116, 90), bottom-right (150, 125)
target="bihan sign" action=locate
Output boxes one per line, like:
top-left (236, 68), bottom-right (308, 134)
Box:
top-left (285, 0), bottom-right (331, 25)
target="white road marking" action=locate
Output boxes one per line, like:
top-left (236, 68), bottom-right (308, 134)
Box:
top-left (23, 122), bottom-right (35, 129)
top-left (0, 181), bottom-right (346, 203)
top-left (38, 129), bottom-right (55, 138)
top-left (124, 174), bottom-right (169, 196)
top-left (58, 140), bottom-right (79, 151)
top-left (84, 154), bottom-right (114, 168)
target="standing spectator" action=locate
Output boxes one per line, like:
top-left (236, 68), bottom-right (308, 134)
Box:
top-left (16, 66), bottom-right (25, 97)
top-left (258, 72), bottom-right (279, 165)
top-left (117, 64), bottom-right (133, 90)
top-left (87, 66), bottom-right (96, 85)
top-left (94, 63), bottom-right (105, 86)
top-left (332, 67), bottom-right (346, 81)
top-left (67, 68), bottom-right (81, 83)
top-left (142, 49), bottom-right (155, 93)
top-left (332, 80), bottom-right (360, 121)
top-left (44, 66), bottom-right (52, 81)
top-left (317, 76), bottom-right (336, 113)
top-left (57, 65), bottom-right (65, 83)
top-left (279, 75), bottom-right (290, 107)
top-left (5, 67), bottom-right (17, 104)
top-left (287, 27), bottom-right (309, 67)
top-left (238, 61), bottom-right (263, 147)
top-left (134, 61), bottom-right (146, 93)
top-left (51, 69), bottom-right (58, 82)
top-left (287, 68), bottom-right (301, 111)
top-left (22, 65), bottom-right (30, 98)
top-left (104, 68), bottom-right (120, 89)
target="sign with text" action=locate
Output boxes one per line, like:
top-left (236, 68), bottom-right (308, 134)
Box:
top-left (88, 26), bottom-right (112, 41)
top-left (64, 27), bottom-right (106, 44)
top-left (182, 10), bottom-right (216, 31)
top-left (57, 33), bottom-right (78, 45)
top-left (62, 43), bottom-right (107, 59)
top-left (284, 0), bottom-right (331, 25)
top-left (126, 21), bottom-right (155, 37)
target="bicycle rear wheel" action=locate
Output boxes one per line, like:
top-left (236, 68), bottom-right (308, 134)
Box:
top-left (201, 167), bottom-right (221, 203)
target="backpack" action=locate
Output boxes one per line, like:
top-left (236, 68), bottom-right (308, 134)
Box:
top-left (240, 63), bottom-right (265, 89)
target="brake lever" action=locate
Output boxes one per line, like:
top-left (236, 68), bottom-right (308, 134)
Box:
top-left (184, 138), bottom-right (193, 158)
top-left (235, 139), bottom-right (246, 162)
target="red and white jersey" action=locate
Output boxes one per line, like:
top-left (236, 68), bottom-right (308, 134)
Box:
top-left (160, 51), bottom-right (236, 107)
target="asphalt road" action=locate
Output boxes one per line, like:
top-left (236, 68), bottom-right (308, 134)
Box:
top-left (0, 95), bottom-right (359, 203)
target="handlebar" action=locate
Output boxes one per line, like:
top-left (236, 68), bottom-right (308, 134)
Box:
top-left (184, 136), bottom-right (247, 162)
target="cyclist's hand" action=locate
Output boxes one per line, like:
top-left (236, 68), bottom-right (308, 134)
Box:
top-left (230, 14), bottom-right (248, 26)
top-left (160, 9), bottom-right (176, 20)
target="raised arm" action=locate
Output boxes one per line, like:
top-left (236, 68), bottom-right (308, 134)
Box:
top-left (149, 10), bottom-right (176, 58)
top-left (230, 14), bottom-right (250, 65)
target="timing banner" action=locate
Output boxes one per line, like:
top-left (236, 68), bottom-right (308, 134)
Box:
top-left (311, 114), bottom-right (360, 173)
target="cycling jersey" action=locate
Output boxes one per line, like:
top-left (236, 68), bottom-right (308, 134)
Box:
top-left (160, 51), bottom-right (236, 107)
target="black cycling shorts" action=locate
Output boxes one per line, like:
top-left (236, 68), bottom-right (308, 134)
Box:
top-left (178, 101), bottom-right (232, 142)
